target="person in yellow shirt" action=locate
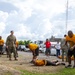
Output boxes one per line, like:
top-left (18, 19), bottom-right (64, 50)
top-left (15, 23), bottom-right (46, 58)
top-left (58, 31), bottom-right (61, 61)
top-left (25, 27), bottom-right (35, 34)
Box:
top-left (26, 43), bottom-right (39, 63)
top-left (0, 36), bottom-right (4, 56)
top-left (65, 30), bottom-right (75, 68)
top-left (33, 59), bottom-right (65, 66)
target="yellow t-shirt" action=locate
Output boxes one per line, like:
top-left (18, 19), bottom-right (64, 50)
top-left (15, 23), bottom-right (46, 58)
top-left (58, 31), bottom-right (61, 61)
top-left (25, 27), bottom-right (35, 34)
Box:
top-left (16, 41), bottom-right (19, 47)
top-left (29, 43), bottom-right (38, 51)
top-left (66, 34), bottom-right (75, 47)
top-left (34, 59), bottom-right (47, 66)
top-left (0, 39), bottom-right (4, 45)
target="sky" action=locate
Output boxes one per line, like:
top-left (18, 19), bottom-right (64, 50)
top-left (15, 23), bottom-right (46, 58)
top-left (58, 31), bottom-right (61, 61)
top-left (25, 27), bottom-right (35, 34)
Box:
top-left (0, 0), bottom-right (75, 41)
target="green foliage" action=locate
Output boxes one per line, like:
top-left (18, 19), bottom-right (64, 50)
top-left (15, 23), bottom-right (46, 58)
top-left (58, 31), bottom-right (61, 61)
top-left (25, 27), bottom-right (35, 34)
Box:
top-left (18, 40), bottom-right (32, 45)
top-left (18, 40), bottom-right (25, 45)
top-left (3, 72), bottom-right (12, 75)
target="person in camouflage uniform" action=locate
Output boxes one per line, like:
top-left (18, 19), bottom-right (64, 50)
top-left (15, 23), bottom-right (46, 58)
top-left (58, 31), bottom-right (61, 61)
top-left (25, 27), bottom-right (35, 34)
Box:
top-left (6, 30), bottom-right (18, 61)
top-left (60, 35), bottom-right (69, 62)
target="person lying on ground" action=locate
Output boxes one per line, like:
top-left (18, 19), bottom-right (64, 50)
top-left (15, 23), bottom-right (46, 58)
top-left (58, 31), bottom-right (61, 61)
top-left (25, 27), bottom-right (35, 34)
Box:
top-left (32, 59), bottom-right (65, 66)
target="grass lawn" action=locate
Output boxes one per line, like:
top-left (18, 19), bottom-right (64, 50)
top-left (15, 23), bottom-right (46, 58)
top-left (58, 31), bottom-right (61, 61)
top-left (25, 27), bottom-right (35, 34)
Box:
top-left (21, 68), bottom-right (75, 75)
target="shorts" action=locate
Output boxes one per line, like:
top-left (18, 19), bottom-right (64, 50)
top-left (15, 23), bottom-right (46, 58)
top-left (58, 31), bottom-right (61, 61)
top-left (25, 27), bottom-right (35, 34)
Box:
top-left (0, 45), bottom-right (3, 51)
top-left (46, 60), bottom-right (56, 66)
top-left (68, 48), bottom-right (75, 57)
top-left (45, 48), bottom-right (51, 55)
top-left (33, 47), bottom-right (39, 56)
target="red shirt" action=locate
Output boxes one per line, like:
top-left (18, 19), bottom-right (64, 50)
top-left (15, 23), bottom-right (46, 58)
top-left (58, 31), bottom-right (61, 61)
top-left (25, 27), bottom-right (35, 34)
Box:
top-left (45, 41), bottom-right (51, 48)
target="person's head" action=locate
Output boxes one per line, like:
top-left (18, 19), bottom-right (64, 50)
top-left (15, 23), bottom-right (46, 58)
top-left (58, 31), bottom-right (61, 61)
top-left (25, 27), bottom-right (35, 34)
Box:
top-left (68, 30), bottom-right (73, 38)
top-left (64, 34), bottom-right (67, 37)
top-left (0, 36), bottom-right (2, 39)
top-left (26, 43), bottom-right (30, 48)
top-left (10, 30), bottom-right (14, 35)
top-left (46, 39), bottom-right (48, 42)
top-left (26, 44), bottom-right (29, 48)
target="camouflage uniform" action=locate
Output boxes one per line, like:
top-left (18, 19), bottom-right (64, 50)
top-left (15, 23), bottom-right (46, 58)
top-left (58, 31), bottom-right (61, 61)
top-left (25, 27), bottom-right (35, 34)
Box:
top-left (60, 38), bottom-right (69, 62)
top-left (6, 34), bottom-right (17, 60)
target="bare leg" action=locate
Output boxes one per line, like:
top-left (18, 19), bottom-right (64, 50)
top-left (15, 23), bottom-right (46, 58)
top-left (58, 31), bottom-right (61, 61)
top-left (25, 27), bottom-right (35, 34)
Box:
top-left (56, 62), bottom-right (65, 66)
top-left (52, 60), bottom-right (58, 63)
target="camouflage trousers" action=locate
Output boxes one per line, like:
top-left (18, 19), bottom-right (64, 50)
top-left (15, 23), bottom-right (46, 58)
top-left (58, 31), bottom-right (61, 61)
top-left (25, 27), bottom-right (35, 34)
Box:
top-left (62, 49), bottom-right (68, 62)
top-left (8, 46), bottom-right (17, 59)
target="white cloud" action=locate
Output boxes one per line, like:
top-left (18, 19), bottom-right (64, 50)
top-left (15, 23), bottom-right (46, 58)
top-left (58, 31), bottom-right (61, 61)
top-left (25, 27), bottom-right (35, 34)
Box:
top-left (0, 11), bottom-right (8, 22)
top-left (0, 0), bottom-right (75, 41)
top-left (0, 22), bottom-right (6, 34)
top-left (69, 0), bottom-right (75, 7)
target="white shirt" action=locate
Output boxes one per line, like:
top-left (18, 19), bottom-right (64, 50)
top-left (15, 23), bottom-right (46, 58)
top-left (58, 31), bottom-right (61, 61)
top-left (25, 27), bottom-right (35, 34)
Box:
top-left (55, 43), bottom-right (61, 50)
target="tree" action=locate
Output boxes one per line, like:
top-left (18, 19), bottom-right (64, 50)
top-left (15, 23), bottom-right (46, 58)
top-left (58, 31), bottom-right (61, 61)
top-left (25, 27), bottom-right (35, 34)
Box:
top-left (18, 40), bottom-right (25, 45)
top-left (18, 40), bottom-right (32, 45)
top-left (24, 40), bottom-right (32, 45)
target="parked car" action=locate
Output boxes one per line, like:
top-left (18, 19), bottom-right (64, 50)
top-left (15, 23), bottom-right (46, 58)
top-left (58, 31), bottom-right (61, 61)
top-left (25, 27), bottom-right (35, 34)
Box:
top-left (39, 47), bottom-right (45, 53)
top-left (50, 48), bottom-right (56, 56)
top-left (0, 44), bottom-right (6, 54)
top-left (39, 47), bottom-right (58, 56)
top-left (18, 45), bottom-right (30, 52)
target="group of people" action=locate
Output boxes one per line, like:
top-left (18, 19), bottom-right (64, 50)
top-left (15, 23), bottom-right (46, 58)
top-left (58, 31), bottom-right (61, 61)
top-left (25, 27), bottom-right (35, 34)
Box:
top-left (26, 41), bottom-right (65, 66)
top-left (0, 30), bottom-right (18, 61)
top-left (0, 30), bottom-right (75, 68)
top-left (26, 30), bottom-right (75, 68)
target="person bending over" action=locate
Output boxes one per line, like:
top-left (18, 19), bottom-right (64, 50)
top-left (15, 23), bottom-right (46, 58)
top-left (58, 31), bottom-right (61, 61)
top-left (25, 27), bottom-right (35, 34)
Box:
top-left (26, 43), bottom-right (39, 63)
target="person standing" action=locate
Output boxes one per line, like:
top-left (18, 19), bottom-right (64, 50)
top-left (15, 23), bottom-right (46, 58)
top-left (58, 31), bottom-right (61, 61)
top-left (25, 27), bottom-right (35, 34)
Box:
top-left (6, 30), bottom-right (18, 61)
top-left (44, 39), bottom-right (51, 57)
top-left (0, 36), bottom-right (4, 56)
top-left (60, 35), bottom-right (68, 62)
top-left (55, 41), bottom-right (61, 57)
top-left (65, 30), bottom-right (75, 68)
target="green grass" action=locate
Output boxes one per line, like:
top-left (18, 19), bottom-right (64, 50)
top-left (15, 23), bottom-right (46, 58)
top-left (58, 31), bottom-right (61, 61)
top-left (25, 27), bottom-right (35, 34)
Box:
top-left (21, 68), bottom-right (75, 75)
top-left (3, 72), bottom-right (12, 75)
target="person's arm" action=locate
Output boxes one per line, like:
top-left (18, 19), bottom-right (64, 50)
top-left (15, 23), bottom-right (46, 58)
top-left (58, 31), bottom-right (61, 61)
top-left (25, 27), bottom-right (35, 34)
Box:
top-left (14, 36), bottom-right (16, 45)
top-left (2, 39), bottom-right (4, 46)
top-left (70, 44), bottom-right (75, 50)
top-left (54, 45), bottom-right (56, 49)
top-left (6, 36), bottom-right (9, 49)
top-left (65, 41), bottom-right (67, 45)
top-left (49, 42), bottom-right (51, 48)
top-left (44, 42), bottom-right (46, 45)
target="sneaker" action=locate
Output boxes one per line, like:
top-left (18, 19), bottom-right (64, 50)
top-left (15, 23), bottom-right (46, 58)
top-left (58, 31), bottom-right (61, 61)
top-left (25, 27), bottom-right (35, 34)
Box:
top-left (54, 60), bottom-right (59, 63)
top-left (65, 65), bottom-right (72, 68)
top-left (14, 59), bottom-right (18, 61)
top-left (73, 65), bottom-right (75, 68)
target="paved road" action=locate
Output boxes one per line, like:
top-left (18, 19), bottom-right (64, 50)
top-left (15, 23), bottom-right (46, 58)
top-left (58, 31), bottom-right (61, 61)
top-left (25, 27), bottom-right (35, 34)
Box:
top-left (18, 51), bottom-right (62, 61)
top-left (18, 51), bottom-right (75, 66)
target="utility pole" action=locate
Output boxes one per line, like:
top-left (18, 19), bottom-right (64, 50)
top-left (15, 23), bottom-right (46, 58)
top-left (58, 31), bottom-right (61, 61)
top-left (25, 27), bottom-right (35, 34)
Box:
top-left (65, 0), bottom-right (69, 33)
